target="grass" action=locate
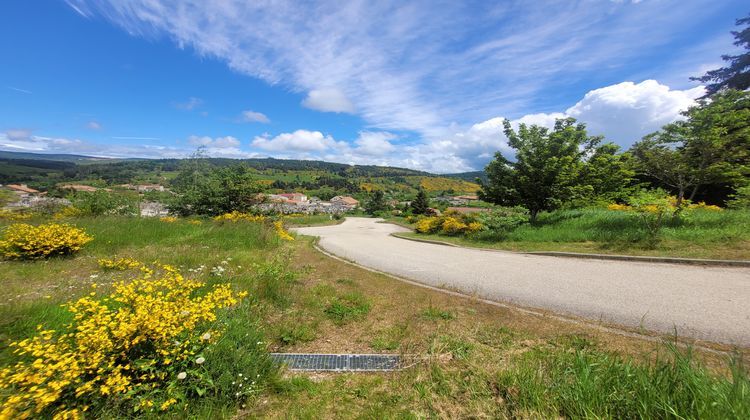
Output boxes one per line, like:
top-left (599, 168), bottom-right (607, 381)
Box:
top-left (397, 208), bottom-right (750, 260)
top-left (1, 215), bottom-right (749, 418)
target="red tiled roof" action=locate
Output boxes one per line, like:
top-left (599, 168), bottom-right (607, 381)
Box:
top-left (7, 184), bottom-right (40, 194)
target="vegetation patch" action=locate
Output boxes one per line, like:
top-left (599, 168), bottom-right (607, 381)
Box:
top-left (323, 292), bottom-right (371, 325)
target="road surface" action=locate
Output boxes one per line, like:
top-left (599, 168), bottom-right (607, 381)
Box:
top-left (295, 217), bottom-right (750, 346)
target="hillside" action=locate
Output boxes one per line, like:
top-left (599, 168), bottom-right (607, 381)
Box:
top-left (0, 150), bottom-right (480, 197)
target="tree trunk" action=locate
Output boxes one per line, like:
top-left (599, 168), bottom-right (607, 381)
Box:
top-left (530, 208), bottom-right (539, 223)
top-left (688, 185), bottom-right (700, 201)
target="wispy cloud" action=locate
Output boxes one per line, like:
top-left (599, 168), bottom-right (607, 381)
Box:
top-left (112, 136), bottom-right (161, 140)
top-left (6, 86), bottom-right (33, 94)
top-left (238, 110), bottom-right (270, 124)
top-left (86, 120), bottom-right (102, 130)
top-left (173, 96), bottom-right (203, 111)
top-left (66, 0), bottom-right (728, 139)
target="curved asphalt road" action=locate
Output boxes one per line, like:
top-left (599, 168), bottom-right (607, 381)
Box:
top-left (295, 217), bottom-right (750, 346)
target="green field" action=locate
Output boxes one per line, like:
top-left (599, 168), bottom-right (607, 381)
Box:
top-left (1, 216), bottom-right (748, 418)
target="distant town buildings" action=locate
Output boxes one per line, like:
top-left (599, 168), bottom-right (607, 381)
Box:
top-left (59, 184), bottom-right (100, 193)
top-left (256, 193), bottom-right (358, 214)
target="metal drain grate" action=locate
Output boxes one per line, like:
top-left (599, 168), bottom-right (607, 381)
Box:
top-left (270, 353), bottom-right (400, 371)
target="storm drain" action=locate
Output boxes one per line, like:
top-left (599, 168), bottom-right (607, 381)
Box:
top-left (270, 353), bottom-right (401, 371)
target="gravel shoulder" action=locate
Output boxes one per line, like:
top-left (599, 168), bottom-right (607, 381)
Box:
top-left (294, 217), bottom-right (750, 347)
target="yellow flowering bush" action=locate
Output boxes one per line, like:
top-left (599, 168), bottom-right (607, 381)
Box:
top-left (441, 217), bottom-right (468, 235)
top-left (273, 221), bottom-right (294, 241)
top-left (213, 211), bottom-right (266, 223)
top-left (187, 219), bottom-right (203, 225)
top-left (0, 223), bottom-right (93, 260)
top-left (607, 203), bottom-right (631, 211)
top-left (688, 202), bottom-right (723, 211)
top-left (0, 262), bottom-right (247, 418)
top-left (0, 209), bottom-right (33, 221)
top-left (98, 257), bottom-right (142, 270)
top-left (52, 206), bottom-right (84, 219)
top-left (160, 216), bottom-right (178, 223)
top-left (415, 217), bottom-right (442, 234)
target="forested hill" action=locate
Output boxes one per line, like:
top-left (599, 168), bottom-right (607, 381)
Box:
top-left (0, 150), bottom-right (482, 197)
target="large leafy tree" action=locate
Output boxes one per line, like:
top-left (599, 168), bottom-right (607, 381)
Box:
top-left (632, 90), bottom-right (750, 206)
top-left (170, 161), bottom-right (262, 216)
top-left (479, 118), bottom-right (607, 221)
top-left (691, 14), bottom-right (750, 96)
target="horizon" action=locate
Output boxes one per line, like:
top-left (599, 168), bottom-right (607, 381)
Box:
top-left (0, 1), bottom-right (745, 173)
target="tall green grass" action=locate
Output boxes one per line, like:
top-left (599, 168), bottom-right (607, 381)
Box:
top-left (497, 344), bottom-right (750, 418)
top-left (505, 208), bottom-right (750, 245)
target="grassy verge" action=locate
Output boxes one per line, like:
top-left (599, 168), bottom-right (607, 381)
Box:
top-left (283, 214), bottom-right (344, 227)
top-left (394, 208), bottom-right (750, 260)
top-left (1, 216), bottom-right (748, 418)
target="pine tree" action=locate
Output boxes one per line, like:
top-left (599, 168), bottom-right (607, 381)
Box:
top-left (410, 188), bottom-right (430, 215)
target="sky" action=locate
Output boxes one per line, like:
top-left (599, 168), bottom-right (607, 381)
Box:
top-left (0, 0), bottom-right (746, 173)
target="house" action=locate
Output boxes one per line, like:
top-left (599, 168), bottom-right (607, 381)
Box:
top-left (331, 196), bottom-right (359, 207)
top-left (449, 195), bottom-right (479, 205)
top-left (5, 184), bottom-right (40, 195)
top-left (134, 184), bottom-right (165, 193)
top-left (277, 193), bottom-right (308, 202)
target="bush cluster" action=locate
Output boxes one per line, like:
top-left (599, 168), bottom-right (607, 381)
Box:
top-left (414, 207), bottom-right (529, 238)
top-left (0, 223), bottom-right (93, 260)
top-left (0, 262), bottom-right (248, 418)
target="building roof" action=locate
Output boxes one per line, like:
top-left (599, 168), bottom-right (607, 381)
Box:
top-left (332, 196), bottom-right (359, 205)
top-left (6, 184), bottom-right (40, 194)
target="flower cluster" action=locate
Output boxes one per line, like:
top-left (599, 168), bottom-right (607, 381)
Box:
top-left (187, 219), bottom-right (203, 225)
top-left (160, 216), bottom-right (178, 223)
top-left (415, 212), bottom-right (483, 236)
top-left (0, 209), bottom-right (33, 221)
top-left (273, 221), bottom-right (294, 241)
top-left (213, 211), bottom-right (266, 223)
top-left (0, 262), bottom-right (247, 418)
top-left (52, 206), bottom-right (84, 220)
top-left (0, 223), bottom-right (93, 260)
top-left (98, 257), bottom-right (142, 270)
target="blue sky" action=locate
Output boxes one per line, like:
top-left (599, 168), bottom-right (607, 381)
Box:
top-left (0, 1), bottom-right (745, 172)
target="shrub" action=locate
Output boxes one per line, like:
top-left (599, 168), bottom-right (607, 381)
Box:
top-left (0, 209), bottom-right (33, 221)
top-left (441, 217), bottom-right (469, 235)
top-left (98, 257), bottom-right (142, 270)
top-left (0, 262), bottom-right (248, 418)
top-left (71, 190), bottom-right (139, 216)
top-left (160, 216), bottom-right (178, 223)
top-left (476, 206), bottom-right (529, 238)
top-left (273, 221), bottom-right (294, 241)
top-left (213, 211), bottom-right (266, 223)
top-left (0, 223), bottom-right (93, 260)
top-left (728, 185), bottom-right (750, 209)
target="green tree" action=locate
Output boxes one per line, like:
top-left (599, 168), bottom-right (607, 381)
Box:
top-left (479, 118), bottom-right (604, 221)
top-left (632, 90), bottom-right (750, 207)
top-left (170, 163), bottom-right (262, 216)
top-left (691, 14), bottom-right (750, 96)
top-left (364, 190), bottom-right (387, 215)
top-left (410, 188), bottom-right (430, 215)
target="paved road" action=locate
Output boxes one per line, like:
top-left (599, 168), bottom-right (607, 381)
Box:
top-left (295, 218), bottom-right (750, 346)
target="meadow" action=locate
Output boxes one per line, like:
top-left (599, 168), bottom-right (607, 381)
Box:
top-left (0, 214), bottom-right (748, 418)
top-left (398, 207), bottom-right (750, 260)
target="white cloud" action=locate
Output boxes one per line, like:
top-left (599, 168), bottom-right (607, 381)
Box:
top-left (86, 120), bottom-right (102, 130)
top-left (188, 135), bottom-right (240, 149)
top-left (565, 80), bottom-right (703, 147)
top-left (239, 110), bottom-right (270, 123)
top-left (174, 97), bottom-right (202, 110)
top-left (301, 88), bottom-right (355, 114)
top-left (353, 132), bottom-right (396, 156)
top-left (69, 0), bottom-right (727, 138)
top-left (251, 130), bottom-right (340, 153)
